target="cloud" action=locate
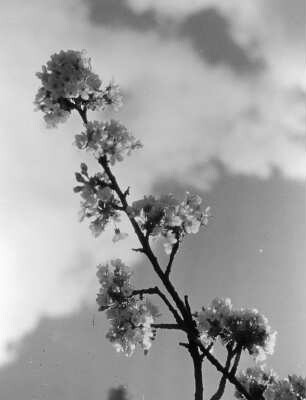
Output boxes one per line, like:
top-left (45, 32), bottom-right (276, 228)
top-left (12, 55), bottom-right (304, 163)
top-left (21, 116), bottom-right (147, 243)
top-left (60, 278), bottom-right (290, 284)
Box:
top-left (85, 0), bottom-right (157, 30)
top-left (0, 0), bottom-right (304, 365)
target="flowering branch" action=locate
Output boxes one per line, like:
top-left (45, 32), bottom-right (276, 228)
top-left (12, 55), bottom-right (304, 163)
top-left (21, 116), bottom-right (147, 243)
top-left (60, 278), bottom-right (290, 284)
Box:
top-left (34, 50), bottom-right (305, 400)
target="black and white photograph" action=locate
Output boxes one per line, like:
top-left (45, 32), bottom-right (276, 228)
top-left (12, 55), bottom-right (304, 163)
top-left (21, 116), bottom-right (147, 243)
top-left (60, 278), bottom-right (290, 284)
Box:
top-left (0, 1), bottom-right (305, 399)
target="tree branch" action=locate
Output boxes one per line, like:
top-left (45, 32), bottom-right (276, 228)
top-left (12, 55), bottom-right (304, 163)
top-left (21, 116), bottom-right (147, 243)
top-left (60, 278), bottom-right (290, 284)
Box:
top-left (165, 240), bottom-right (179, 277)
top-left (98, 156), bottom-right (190, 324)
top-left (194, 338), bottom-right (264, 400)
top-left (152, 323), bottom-right (182, 330)
top-left (132, 286), bottom-right (183, 326)
top-left (209, 346), bottom-right (234, 400)
top-left (229, 346), bottom-right (242, 377)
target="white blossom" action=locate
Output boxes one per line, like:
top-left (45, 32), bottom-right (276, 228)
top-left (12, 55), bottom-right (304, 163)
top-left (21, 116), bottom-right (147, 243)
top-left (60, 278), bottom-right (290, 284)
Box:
top-left (34, 50), bottom-right (122, 127)
top-left (196, 298), bottom-right (276, 361)
top-left (132, 192), bottom-right (209, 254)
top-left (74, 120), bottom-right (142, 164)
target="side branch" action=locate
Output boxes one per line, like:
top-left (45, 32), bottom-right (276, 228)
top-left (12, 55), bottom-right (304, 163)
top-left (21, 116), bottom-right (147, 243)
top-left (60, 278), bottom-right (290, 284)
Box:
top-left (209, 346), bottom-right (234, 400)
top-left (195, 339), bottom-right (264, 400)
top-left (165, 240), bottom-right (179, 277)
top-left (152, 323), bottom-right (182, 330)
top-left (99, 156), bottom-right (190, 323)
top-left (229, 346), bottom-right (242, 377)
top-left (133, 286), bottom-right (184, 326)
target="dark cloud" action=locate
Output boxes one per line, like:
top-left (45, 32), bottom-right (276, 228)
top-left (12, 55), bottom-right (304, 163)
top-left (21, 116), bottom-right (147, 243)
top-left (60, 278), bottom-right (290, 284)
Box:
top-left (84, 0), bottom-right (157, 30)
top-left (179, 8), bottom-right (264, 73)
top-left (83, 1), bottom-right (264, 74)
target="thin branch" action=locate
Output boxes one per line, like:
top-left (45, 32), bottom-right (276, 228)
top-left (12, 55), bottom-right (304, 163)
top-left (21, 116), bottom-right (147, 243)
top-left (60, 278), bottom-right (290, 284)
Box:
top-left (200, 342), bottom-right (214, 361)
top-left (98, 156), bottom-right (189, 323)
top-left (131, 247), bottom-right (145, 253)
top-left (76, 106), bottom-right (88, 124)
top-left (165, 240), bottom-right (179, 277)
top-left (229, 346), bottom-right (242, 377)
top-left (132, 287), bottom-right (160, 297)
top-left (209, 346), bottom-right (234, 400)
top-left (184, 295), bottom-right (192, 318)
top-left (132, 286), bottom-right (183, 326)
top-left (194, 338), bottom-right (264, 400)
top-left (151, 323), bottom-right (182, 330)
top-left (179, 342), bottom-right (190, 349)
top-left (123, 186), bottom-right (130, 198)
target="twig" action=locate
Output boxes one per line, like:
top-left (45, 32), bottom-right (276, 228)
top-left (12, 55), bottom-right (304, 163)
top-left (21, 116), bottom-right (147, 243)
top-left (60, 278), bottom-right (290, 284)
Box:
top-left (152, 323), bottom-right (182, 330)
top-left (194, 338), bottom-right (264, 400)
top-left (209, 346), bottom-right (234, 400)
top-left (229, 346), bottom-right (242, 377)
top-left (165, 240), bottom-right (179, 277)
top-left (132, 287), bottom-right (183, 326)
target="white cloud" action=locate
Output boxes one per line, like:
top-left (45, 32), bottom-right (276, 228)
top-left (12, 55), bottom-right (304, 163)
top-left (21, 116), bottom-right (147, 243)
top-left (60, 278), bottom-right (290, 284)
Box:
top-left (0, 0), bottom-right (304, 364)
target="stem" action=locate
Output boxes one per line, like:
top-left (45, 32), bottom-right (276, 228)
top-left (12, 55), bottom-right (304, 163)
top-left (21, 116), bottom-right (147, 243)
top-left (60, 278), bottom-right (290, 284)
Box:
top-left (209, 346), bottom-right (233, 400)
top-left (189, 342), bottom-right (204, 400)
top-left (99, 156), bottom-right (189, 323)
top-left (196, 339), bottom-right (264, 400)
top-left (132, 287), bottom-right (183, 325)
top-left (152, 323), bottom-right (181, 330)
top-left (165, 239), bottom-right (179, 277)
top-left (230, 346), bottom-right (242, 377)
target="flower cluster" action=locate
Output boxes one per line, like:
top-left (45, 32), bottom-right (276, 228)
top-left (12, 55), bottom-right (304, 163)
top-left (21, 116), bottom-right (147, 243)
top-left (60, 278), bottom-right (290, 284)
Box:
top-left (96, 259), bottom-right (157, 356)
top-left (96, 259), bottom-right (133, 311)
top-left (106, 298), bottom-right (155, 356)
top-left (235, 366), bottom-right (277, 399)
top-left (196, 298), bottom-right (277, 361)
top-left (264, 375), bottom-right (306, 400)
top-left (235, 368), bottom-right (306, 400)
top-left (131, 192), bottom-right (210, 254)
top-left (73, 163), bottom-right (121, 237)
top-left (74, 120), bottom-right (142, 164)
top-left (34, 50), bottom-right (122, 127)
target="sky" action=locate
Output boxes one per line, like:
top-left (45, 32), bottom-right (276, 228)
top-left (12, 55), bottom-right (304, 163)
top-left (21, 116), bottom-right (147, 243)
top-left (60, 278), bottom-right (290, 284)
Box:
top-left (0, 0), bottom-right (305, 399)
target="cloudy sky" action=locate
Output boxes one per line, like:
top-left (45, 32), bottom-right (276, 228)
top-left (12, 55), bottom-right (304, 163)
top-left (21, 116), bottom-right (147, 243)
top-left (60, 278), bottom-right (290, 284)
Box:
top-left (0, 0), bottom-right (305, 399)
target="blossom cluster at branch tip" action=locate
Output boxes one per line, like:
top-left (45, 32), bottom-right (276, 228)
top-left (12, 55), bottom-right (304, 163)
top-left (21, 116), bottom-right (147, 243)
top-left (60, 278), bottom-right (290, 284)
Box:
top-left (131, 192), bottom-right (210, 254)
top-left (73, 163), bottom-right (121, 237)
top-left (196, 298), bottom-right (277, 361)
top-left (235, 367), bottom-right (306, 400)
top-left (234, 366), bottom-right (277, 399)
top-left (96, 259), bottom-right (158, 356)
top-left (74, 120), bottom-right (142, 164)
top-left (264, 375), bottom-right (306, 400)
top-left (34, 49), bottom-right (122, 127)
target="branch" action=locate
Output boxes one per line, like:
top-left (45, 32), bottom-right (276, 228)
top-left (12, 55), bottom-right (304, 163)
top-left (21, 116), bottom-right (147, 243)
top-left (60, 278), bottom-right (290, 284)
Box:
top-left (184, 295), bottom-right (192, 318)
top-left (76, 106), bottom-right (88, 124)
top-left (194, 338), bottom-right (264, 400)
top-left (98, 156), bottom-right (190, 323)
top-left (152, 323), bottom-right (182, 330)
top-left (229, 346), bottom-right (242, 377)
top-left (209, 346), bottom-right (234, 400)
top-left (132, 286), bottom-right (183, 326)
top-left (165, 239), bottom-right (179, 277)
